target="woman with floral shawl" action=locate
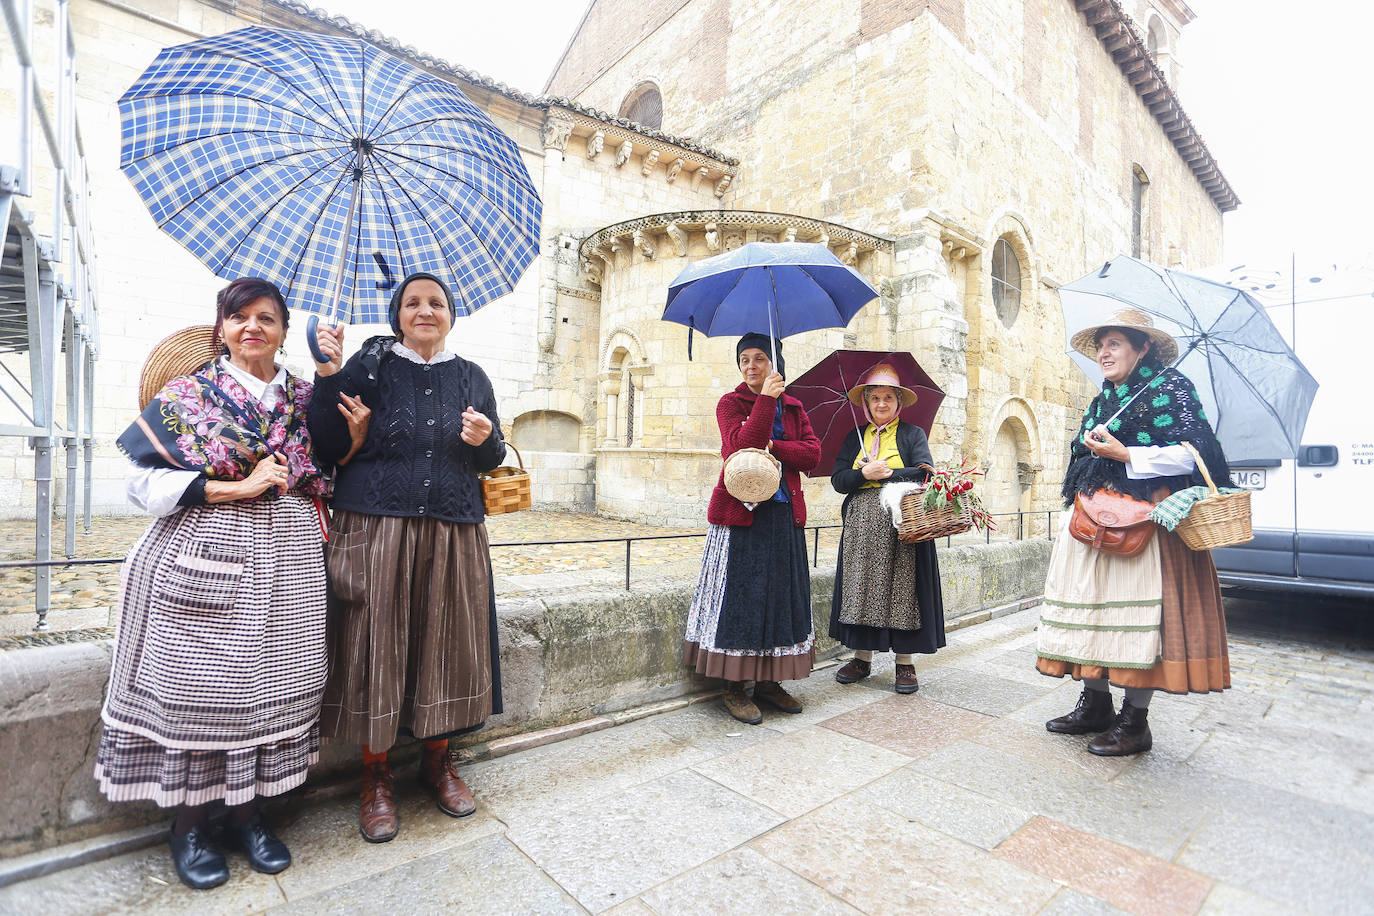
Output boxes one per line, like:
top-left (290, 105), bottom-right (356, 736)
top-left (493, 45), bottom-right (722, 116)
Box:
top-left (95, 278), bottom-right (364, 890)
top-left (1036, 308), bottom-right (1232, 757)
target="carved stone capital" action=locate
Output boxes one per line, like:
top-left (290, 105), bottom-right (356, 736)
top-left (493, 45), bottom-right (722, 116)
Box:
top-left (704, 221), bottom-right (720, 252)
top-left (586, 129), bottom-right (605, 159)
top-left (841, 242), bottom-right (858, 265)
top-left (541, 111), bottom-right (575, 152)
top-left (714, 174), bottom-right (733, 198)
top-left (783, 226), bottom-right (797, 243)
top-left (665, 221), bottom-right (687, 257)
top-left (632, 228), bottom-right (655, 260)
top-left (641, 149), bottom-right (660, 177)
top-left (666, 158), bottom-right (684, 183)
top-left (582, 257), bottom-right (603, 285)
top-left (615, 140), bottom-right (634, 168)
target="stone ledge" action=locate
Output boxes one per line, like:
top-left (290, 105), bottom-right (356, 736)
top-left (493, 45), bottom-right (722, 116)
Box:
top-left (0, 539), bottom-right (1049, 859)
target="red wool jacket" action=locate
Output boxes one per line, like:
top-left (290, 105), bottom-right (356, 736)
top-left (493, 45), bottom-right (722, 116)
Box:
top-left (706, 382), bottom-right (822, 527)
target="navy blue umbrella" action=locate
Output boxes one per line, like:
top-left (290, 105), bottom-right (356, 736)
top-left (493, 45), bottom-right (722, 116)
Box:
top-left (663, 242), bottom-right (877, 361)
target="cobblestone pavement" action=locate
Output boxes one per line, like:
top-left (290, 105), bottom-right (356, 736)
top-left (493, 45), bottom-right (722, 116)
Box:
top-left (4, 597), bottom-right (1371, 915)
top-left (0, 513), bottom-right (845, 637)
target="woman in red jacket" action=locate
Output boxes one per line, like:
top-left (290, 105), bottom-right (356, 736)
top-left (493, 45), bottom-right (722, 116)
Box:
top-left (684, 334), bottom-right (822, 724)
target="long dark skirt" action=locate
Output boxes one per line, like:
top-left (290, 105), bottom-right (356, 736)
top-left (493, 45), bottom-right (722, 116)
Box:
top-left (320, 510), bottom-right (503, 750)
top-left (683, 500), bottom-right (815, 682)
top-left (828, 489), bottom-right (946, 655)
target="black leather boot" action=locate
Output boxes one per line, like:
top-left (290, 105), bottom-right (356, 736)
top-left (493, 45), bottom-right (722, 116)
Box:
top-left (1088, 700), bottom-right (1153, 756)
top-left (1045, 687), bottom-right (1115, 735)
top-left (168, 823), bottom-right (229, 889)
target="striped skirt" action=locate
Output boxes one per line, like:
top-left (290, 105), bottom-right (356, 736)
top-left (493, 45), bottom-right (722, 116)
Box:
top-left (96, 494), bottom-right (328, 807)
top-left (319, 511), bottom-right (502, 750)
top-left (683, 501), bottom-right (815, 683)
top-left (1036, 515), bottom-right (1230, 694)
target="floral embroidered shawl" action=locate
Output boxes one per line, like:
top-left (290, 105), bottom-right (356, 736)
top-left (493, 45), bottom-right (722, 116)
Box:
top-left (117, 360), bottom-right (328, 497)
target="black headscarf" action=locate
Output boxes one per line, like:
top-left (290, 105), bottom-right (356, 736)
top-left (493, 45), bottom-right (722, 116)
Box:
top-left (387, 271), bottom-right (457, 334)
top-left (736, 333), bottom-right (784, 377)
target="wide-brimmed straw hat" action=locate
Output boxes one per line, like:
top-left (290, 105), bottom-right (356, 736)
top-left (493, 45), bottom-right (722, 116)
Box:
top-left (138, 325), bottom-right (220, 409)
top-left (1070, 308), bottom-right (1179, 364)
top-left (846, 363), bottom-right (919, 407)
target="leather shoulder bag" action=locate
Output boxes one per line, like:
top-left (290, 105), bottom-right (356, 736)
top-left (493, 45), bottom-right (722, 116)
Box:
top-left (1068, 489), bottom-right (1157, 557)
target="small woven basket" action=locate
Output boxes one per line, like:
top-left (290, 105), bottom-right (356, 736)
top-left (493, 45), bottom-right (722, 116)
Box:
top-left (723, 447), bottom-right (782, 503)
top-left (138, 325), bottom-right (220, 409)
top-left (897, 464), bottom-right (975, 543)
top-left (480, 443), bottom-right (532, 515)
top-left (1174, 442), bottom-right (1252, 550)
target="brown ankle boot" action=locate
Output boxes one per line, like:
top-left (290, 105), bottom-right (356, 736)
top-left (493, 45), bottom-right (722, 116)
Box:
top-left (1045, 687), bottom-right (1114, 735)
top-left (754, 680), bottom-right (803, 714)
top-left (420, 742), bottom-right (477, 818)
top-left (834, 657), bottom-right (871, 684)
top-left (721, 682), bottom-right (764, 725)
top-left (359, 760), bottom-right (399, 843)
top-left (1088, 700), bottom-right (1153, 756)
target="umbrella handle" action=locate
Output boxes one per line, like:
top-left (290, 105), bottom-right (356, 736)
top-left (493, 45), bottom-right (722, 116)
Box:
top-left (306, 315), bottom-right (330, 365)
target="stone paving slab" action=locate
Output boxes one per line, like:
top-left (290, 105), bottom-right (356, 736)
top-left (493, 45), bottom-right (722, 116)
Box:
top-left (4, 599), bottom-right (1373, 915)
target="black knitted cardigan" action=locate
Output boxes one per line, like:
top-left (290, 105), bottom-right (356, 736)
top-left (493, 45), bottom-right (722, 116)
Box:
top-left (308, 336), bottom-right (506, 524)
top-left (1061, 355), bottom-right (1233, 505)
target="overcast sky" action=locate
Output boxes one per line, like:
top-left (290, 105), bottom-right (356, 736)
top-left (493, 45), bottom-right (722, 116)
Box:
top-left (318, 0), bottom-right (1372, 273)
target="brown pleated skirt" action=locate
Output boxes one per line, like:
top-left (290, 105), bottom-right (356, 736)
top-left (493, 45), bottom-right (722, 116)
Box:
top-left (1037, 528), bottom-right (1230, 694)
top-left (320, 510), bottom-right (500, 749)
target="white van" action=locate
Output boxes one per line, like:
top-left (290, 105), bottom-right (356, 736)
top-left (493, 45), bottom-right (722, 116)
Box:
top-left (1204, 264), bottom-right (1374, 598)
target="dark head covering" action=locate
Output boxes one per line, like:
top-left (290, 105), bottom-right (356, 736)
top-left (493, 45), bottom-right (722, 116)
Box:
top-left (736, 333), bottom-right (784, 377)
top-left (387, 271), bottom-right (457, 334)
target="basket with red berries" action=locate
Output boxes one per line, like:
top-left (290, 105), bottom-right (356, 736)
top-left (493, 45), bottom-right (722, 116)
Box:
top-left (897, 459), bottom-right (995, 543)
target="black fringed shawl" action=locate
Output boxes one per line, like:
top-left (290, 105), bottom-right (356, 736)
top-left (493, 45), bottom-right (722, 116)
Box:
top-left (1061, 355), bottom-right (1233, 505)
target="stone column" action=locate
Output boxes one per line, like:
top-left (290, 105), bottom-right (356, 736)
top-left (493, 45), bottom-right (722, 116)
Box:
top-left (537, 111), bottom-right (574, 353)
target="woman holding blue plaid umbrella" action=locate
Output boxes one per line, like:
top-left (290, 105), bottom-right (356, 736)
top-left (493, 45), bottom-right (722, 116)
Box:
top-left (308, 271), bottom-right (506, 844)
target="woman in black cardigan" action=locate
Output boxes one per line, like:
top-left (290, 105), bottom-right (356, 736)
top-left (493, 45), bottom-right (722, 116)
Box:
top-left (308, 271), bottom-right (505, 844)
top-left (829, 365), bottom-right (946, 693)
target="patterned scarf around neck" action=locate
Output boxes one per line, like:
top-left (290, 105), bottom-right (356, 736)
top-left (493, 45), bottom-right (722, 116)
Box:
top-left (117, 361), bottom-right (328, 498)
top-left (1061, 354), bottom-right (1232, 505)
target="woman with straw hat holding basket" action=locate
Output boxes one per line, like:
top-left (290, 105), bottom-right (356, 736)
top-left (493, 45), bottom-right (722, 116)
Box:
top-left (1036, 309), bottom-right (1233, 757)
top-left (684, 333), bottom-right (822, 725)
top-left (828, 364), bottom-right (947, 695)
top-left (96, 278), bottom-right (367, 890)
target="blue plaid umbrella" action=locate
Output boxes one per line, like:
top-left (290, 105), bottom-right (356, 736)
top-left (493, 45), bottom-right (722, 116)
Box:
top-left (120, 26), bottom-right (541, 356)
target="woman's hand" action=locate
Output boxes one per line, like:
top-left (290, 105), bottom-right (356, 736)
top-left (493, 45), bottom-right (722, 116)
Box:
top-left (860, 457), bottom-right (894, 481)
top-left (207, 453), bottom-right (288, 503)
top-left (760, 372), bottom-right (785, 399)
top-left (313, 324), bottom-right (345, 377)
top-left (461, 406), bottom-right (493, 445)
top-left (1085, 425), bottom-right (1129, 462)
top-left (337, 393), bottom-right (371, 466)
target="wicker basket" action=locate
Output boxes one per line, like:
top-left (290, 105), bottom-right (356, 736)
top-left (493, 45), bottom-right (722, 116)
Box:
top-left (480, 443), bottom-right (532, 515)
top-left (897, 465), bottom-right (974, 543)
top-left (138, 325), bottom-right (220, 409)
top-left (1174, 441), bottom-right (1253, 550)
top-left (723, 447), bottom-right (782, 503)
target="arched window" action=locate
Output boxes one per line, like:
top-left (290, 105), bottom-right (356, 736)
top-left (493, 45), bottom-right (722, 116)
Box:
top-left (990, 237), bottom-right (1022, 327)
top-left (1146, 16), bottom-right (1167, 59)
top-left (618, 82), bottom-right (663, 130)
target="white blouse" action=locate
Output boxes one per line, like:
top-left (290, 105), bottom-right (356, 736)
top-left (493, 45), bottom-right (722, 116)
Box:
top-left (126, 358), bottom-right (287, 517)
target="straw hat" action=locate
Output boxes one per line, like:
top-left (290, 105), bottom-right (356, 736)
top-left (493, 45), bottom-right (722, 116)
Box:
top-left (1070, 308), bottom-right (1179, 364)
top-left (138, 325), bottom-right (220, 409)
top-left (846, 363), bottom-right (919, 407)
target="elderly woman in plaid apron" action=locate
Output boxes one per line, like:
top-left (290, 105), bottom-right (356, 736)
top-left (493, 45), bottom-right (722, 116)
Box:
top-left (97, 278), bottom-right (366, 890)
top-left (1036, 310), bottom-right (1232, 757)
top-left (308, 271), bottom-right (506, 844)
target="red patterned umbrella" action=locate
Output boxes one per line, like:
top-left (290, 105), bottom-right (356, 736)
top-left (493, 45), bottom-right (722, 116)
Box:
top-left (787, 349), bottom-right (945, 478)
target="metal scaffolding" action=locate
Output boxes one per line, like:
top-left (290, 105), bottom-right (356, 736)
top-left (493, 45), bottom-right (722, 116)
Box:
top-left (2, 0), bottom-right (100, 630)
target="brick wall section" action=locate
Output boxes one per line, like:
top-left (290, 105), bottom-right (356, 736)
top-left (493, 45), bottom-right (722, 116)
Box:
top-left (546, 0), bottom-right (694, 98)
top-left (849, 0), bottom-right (966, 47)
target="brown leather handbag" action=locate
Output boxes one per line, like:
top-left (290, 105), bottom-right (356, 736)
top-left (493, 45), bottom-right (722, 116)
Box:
top-left (1069, 489), bottom-right (1157, 557)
